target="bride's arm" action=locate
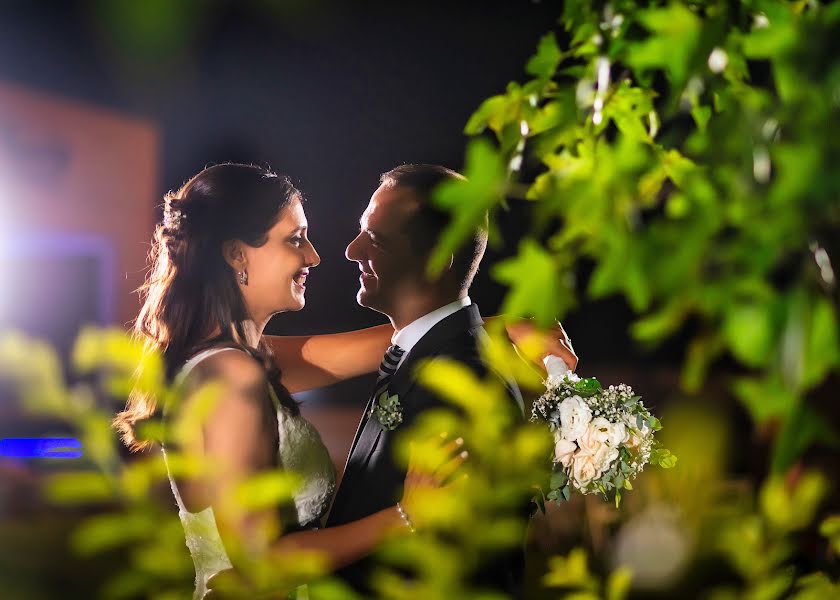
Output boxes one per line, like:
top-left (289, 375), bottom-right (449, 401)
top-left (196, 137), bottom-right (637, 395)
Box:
top-left (264, 317), bottom-right (577, 395)
top-left (263, 324), bottom-right (393, 394)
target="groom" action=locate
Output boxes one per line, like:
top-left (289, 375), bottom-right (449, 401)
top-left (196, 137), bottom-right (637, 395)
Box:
top-left (326, 164), bottom-right (528, 597)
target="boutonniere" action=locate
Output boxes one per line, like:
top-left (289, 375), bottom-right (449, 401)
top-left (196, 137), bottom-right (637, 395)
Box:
top-left (370, 391), bottom-right (403, 431)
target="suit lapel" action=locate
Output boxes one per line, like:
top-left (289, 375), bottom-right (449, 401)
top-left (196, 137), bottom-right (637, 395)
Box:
top-left (340, 304), bottom-right (485, 483)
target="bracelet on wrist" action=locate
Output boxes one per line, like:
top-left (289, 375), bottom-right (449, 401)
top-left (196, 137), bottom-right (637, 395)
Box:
top-left (396, 502), bottom-right (416, 533)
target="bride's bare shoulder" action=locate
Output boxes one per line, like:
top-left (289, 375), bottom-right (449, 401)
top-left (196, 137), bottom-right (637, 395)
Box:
top-left (187, 348), bottom-right (267, 392)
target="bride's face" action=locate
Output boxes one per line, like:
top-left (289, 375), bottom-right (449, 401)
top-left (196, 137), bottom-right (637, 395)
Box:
top-left (238, 196), bottom-right (320, 321)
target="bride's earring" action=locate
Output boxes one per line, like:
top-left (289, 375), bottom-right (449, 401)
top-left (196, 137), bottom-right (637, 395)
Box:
top-left (237, 269), bottom-right (249, 286)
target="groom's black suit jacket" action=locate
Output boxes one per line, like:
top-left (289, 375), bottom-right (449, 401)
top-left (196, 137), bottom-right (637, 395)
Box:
top-left (326, 304), bottom-right (526, 598)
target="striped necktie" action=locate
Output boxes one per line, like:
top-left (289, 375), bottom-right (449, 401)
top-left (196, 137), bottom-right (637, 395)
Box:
top-left (370, 344), bottom-right (405, 409)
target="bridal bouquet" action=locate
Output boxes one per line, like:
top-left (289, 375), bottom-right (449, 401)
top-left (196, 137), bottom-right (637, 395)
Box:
top-left (531, 357), bottom-right (676, 508)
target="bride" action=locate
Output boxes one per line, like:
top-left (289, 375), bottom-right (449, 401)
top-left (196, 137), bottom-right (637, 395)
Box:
top-left (113, 163), bottom-right (575, 598)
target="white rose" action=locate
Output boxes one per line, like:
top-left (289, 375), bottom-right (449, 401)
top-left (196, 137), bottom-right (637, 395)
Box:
top-left (558, 395), bottom-right (592, 442)
top-left (577, 421), bottom-right (604, 454)
top-left (593, 444), bottom-right (619, 472)
top-left (578, 423), bottom-right (619, 472)
top-left (609, 421), bottom-right (628, 446)
top-left (572, 452), bottom-right (602, 488)
top-left (553, 431), bottom-right (577, 468)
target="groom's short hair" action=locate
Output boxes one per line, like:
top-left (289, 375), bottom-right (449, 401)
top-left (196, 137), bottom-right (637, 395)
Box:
top-left (380, 163), bottom-right (488, 291)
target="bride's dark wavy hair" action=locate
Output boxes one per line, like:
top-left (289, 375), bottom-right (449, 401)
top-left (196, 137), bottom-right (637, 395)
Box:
top-left (114, 162), bottom-right (300, 452)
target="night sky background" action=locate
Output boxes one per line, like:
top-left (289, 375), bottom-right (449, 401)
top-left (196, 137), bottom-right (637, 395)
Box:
top-left (0, 0), bottom-right (670, 405)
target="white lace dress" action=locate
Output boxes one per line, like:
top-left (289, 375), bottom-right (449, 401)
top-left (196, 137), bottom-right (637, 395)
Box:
top-left (162, 347), bottom-right (336, 599)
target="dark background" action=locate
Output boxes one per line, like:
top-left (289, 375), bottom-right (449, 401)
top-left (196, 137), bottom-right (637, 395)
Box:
top-left (0, 0), bottom-right (661, 403)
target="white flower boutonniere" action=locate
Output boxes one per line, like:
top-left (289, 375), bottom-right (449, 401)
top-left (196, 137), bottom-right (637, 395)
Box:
top-left (370, 391), bottom-right (403, 431)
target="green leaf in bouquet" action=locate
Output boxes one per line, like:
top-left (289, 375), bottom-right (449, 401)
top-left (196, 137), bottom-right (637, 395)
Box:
top-left (532, 486), bottom-right (548, 515)
top-left (573, 377), bottom-right (602, 396)
top-left (551, 469), bottom-right (569, 490)
top-left (648, 416), bottom-right (662, 431)
top-left (561, 484), bottom-right (571, 502)
top-left (651, 448), bottom-right (678, 469)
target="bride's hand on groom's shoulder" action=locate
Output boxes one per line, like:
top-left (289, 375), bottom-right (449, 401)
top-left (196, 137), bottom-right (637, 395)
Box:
top-left (504, 318), bottom-right (578, 372)
top-left (399, 434), bottom-right (468, 529)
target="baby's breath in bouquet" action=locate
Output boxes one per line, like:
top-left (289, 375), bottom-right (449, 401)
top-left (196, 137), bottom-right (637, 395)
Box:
top-left (531, 357), bottom-right (676, 508)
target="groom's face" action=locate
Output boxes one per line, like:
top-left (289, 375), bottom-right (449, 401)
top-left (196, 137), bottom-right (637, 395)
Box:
top-left (345, 184), bottom-right (426, 317)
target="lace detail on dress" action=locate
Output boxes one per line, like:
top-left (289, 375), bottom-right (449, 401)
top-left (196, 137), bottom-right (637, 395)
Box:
top-left (163, 346), bottom-right (337, 599)
top-left (276, 406), bottom-right (336, 528)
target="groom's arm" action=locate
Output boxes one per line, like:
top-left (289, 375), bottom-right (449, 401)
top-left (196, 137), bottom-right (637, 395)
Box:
top-left (263, 324), bottom-right (393, 394)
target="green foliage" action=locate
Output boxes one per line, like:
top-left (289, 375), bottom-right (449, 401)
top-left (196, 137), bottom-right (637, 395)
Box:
top-left (543, 547), bottom-right (633, 600)
top-left (433, 0), bottom-right (840, 475)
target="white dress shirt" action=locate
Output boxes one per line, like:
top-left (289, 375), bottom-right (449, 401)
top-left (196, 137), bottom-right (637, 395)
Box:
top-left (391, 296), bottom-right (472, 371)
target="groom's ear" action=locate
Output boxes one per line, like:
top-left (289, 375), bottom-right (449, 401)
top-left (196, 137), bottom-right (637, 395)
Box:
top-left (222, 239), bottom-right (246, 270)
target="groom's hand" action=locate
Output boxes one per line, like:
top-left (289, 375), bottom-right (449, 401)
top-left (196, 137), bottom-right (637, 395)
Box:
top-left (505, 319), bottom-right (578, 372)
top-left (400, 434), bottom-right (468, 528)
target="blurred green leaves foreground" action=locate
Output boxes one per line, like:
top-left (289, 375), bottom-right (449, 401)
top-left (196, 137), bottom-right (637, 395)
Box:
top-left (0, 327), bottom-right (557, 599)
top-left (425, 0), bottom-right (840, 597)
top-left (433, 0), bottom-right (840, 473)
top-left (2, 0), bottom-right (840, 598)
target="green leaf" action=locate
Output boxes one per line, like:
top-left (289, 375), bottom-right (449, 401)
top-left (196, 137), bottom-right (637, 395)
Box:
top-left (71, 512), bottom-right (158, 556)
top-left (819, 515), bottom-right (840, 555)
top-left (722, 302), bottom-right (777, 368)
top-left (543, 548), bottom-right (593, 588)
top-left (771, 405), bottom-right (840, 474)
top-left (606, 567), bottom-right (633, 600)
top-left (493, 239), bottom-right (569, 327)
top-left (526, 32), bottom-right (563, 80)
top-left (429, 139), bottom-right (505, 277)
top-left (625, 3), bottom-right (702, 87)
top-left (551, 470), bottom-right (569, 490)
top-left (691, 104), bottom-right (712, 133)
top-left (235, 470), bottom-right (301, 510)
top-left (732, 375), bottom-right (796, 424)
top-left (802, 298), bottom-right (840, 389)
top-left (465, 92), bottom-right (519, 136)
top-left (45, 471), bottom-right (115, 504)
top-left (748, 568), bottom-right (796, 600)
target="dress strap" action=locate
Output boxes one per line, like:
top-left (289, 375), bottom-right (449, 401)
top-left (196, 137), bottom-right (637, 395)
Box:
top-left (174, 346), bottom-right (246, 385)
